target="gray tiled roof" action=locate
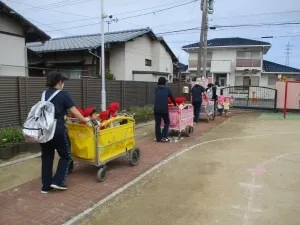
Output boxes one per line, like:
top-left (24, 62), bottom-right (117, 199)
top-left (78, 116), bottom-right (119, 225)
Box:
top-left (27, 28), bottom-right (152, 52)
top-left (263, 60), bottom-right (300, 73)
top-left (182, 37), bottom-right (271, 49)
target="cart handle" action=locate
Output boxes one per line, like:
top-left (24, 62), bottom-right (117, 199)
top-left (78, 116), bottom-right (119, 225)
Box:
top-left (101, 116), bottom-right (135, 127)
top-left (182, 104), bottom-right (193, 110)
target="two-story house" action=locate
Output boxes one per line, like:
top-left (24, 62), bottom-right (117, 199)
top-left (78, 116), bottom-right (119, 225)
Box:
top-left (28, 28), bottom-right (178, 82)
top-left (182, 37), bottom-right (300, 87)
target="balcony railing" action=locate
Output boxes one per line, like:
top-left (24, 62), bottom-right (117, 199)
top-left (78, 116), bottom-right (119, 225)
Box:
top-left (189, 60), bottom-right (211, 68)
top-left (236, 59), bottom-right (261, 67)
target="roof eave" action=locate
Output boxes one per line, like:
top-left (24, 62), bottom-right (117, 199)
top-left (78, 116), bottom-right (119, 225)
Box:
top-left (0, 1), bottom-right (50, 42)
top-left (183, 44), bottom-right (272, 50)
top-left (262, 72), bottom-right (300, 74)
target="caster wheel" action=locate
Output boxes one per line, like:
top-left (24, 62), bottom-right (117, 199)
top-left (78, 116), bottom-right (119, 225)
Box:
top-left (186, 126), bottom-right (194, 137)
top-left (178, 133), bottom-right (182, 140)
top-left (129, 148), bottom-right (141, 166)
top-left (68, 160), bottom-right (74, 174)
top-left (97, 166), bottom-right (107, 182)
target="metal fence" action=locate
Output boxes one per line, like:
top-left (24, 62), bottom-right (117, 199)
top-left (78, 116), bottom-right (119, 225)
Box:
top-left (221, 86), bottom-right (277, 110)
top-left (0, 76), bottom-right (183, 127)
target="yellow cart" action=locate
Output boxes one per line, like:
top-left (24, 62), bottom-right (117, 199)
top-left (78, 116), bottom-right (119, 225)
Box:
top-left (67, 116), bottom-right (140, 182)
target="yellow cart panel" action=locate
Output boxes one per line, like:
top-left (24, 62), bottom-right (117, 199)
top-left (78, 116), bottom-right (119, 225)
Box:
top-left (67, 116), bottom-right (136, 165)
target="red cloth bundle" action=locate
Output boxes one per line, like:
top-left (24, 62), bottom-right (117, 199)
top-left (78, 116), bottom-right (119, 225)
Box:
top-left (175, 97), bottom-right (185, 105)
top-left (168, 98), bottom-right (173, 104)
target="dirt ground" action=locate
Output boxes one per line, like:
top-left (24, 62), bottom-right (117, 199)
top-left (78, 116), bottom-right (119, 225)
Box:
top-left (76, 112), bottom-right (300, 225)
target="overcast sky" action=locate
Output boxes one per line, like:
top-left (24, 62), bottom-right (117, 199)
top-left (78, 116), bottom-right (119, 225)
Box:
top-left (4, 0), bottom-right (300, 67)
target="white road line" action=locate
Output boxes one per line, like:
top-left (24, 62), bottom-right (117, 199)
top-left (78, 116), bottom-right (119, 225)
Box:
top-left (63, 131), bottom-right (300, 225)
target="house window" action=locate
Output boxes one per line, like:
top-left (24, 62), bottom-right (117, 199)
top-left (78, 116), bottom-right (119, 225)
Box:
top-left (237, 51), bottom-right (252, 59)
top-left (145, 59), bottom-right (152, 66)
top-left (268, 75), bottom-right (277, 86)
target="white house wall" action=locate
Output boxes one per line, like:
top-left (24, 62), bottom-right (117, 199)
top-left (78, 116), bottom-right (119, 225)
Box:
top-left (125, 36), bottom-right (153, 80)
top-left (158, 43), bottom-right (173, 76)
top-left (151, 42), bottom-right (160, 71)
top-left (124, 35), bottom-right (173, 82)
top-left (109, 45), bottom-right (125, 80)
top-left (0, 14), bottom-right (27, 77)
top-left (0, 33), bottom-right (26, 76)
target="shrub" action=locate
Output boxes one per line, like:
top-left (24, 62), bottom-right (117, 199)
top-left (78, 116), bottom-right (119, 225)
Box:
top-left (0, 127), bottom-right (23, 148)
top-left (128, 105), bottom-right (153, 117)
top-left (105, 70), bottom-right (116, 80)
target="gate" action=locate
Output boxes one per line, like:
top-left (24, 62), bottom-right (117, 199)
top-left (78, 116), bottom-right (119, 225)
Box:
top-left (221, 86), bottom-right (277, 110)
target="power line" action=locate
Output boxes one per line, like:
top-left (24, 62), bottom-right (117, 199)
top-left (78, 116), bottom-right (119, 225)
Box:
top-left (214, 21), bottom-right (300, 28)
top-left (118, 0), bottom-right (199, 20)
top-left (44, 0), bottom-right (199, 32)
top-left (157, 27), bottom-right (200, 35)
top-left (212, 9), bottom-right (300, 20)
top-left (5, 0), bottom-right (94, 18)
top-left (28, 18), bottom-right (71, 36)
top-left (21, 0), bottom-right (94, 13)
top-left (114, 0), bottom-right (192, 16)
top-left (43, 0), bottom-right (194, 25)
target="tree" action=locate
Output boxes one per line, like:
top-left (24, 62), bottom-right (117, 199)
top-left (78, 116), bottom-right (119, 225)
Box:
top-left (105, 70), bottom-right (115, 80)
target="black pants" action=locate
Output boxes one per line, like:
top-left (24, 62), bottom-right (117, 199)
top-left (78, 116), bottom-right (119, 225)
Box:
top-left (40, 130), bottom-right (71, 188)
top-left (192, 101), bottom-right (202, 122)
top-left (154, 113), bottom-right (170, 141)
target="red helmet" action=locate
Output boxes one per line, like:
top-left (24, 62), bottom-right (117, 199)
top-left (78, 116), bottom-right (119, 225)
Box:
top-left (83, 107), bottom-right (96, 117)
top-left (71, 107), bottom-right (84, 118)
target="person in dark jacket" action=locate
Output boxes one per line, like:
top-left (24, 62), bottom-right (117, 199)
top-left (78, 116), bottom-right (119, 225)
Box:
top-left (154, 77), bottom-right (176, 142)
top-left (41, 72), bottom-right (90, 194)
top-left (191, 79), bottom-right (206, 123)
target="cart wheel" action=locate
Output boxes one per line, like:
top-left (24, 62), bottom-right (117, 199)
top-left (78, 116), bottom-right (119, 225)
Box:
top-left (186, 126), bottom-right (194, 137)
top-left (129, 148), bottom-right (140, 166)
top-left (211, 111), bottom-right (216, 121)
top-left (178, 133), bottom-right (182, 140)
top-left (68, 160), bottom-right (74, 174)
top-left (97, 166), bottom-right (107, 182)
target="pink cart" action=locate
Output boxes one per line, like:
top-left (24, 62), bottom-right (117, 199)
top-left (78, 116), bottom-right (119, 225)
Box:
top-left (200, 93), bottom-right (216, 122)
top-left (161, 104), bottom-right (194, 138)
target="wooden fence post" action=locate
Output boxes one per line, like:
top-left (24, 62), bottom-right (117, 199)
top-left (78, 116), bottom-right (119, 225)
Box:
top-left (17, 77), bottom-right (23, 126)
top-left (120, 81), bottom-right (125, 109)
top-left (146, 83), bottom-right (149, 105)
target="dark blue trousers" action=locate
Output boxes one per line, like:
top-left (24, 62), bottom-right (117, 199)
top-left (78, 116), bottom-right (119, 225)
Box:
top-left (41, 130), bottom-right (71, 189)
top-left (154, 113), bottom-right (170, 141)
top-left (192, 100), bottom-right (202, 122)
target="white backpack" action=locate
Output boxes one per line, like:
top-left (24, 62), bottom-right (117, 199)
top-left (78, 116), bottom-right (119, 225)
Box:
top-left (206, 87), bottom-right (213, 99)
top-left (23, 90), bottom-right (60, 143)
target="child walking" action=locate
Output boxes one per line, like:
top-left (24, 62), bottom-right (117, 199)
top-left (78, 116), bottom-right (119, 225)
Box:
top-left (223, 97), bottom-right (230, 117)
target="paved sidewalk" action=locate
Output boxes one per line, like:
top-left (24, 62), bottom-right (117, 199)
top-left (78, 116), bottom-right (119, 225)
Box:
top-left (0, 113), bottom-right (241, 225)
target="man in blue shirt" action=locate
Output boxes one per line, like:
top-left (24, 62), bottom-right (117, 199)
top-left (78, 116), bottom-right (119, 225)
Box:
top-left (191, 79), bottom-right (206, 123)
top-left (154, 77), bottom-right (176, 142)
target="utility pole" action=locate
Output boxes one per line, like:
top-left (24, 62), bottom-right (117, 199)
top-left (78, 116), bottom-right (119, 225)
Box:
top-left (285, 42), bottom-right (292, 66)
top-left (101, 0), bottom-right (106, 110)
top-left (202, 14), bottom-right (208, 78)
top-left (197, 0), bottom-right (208, 78)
